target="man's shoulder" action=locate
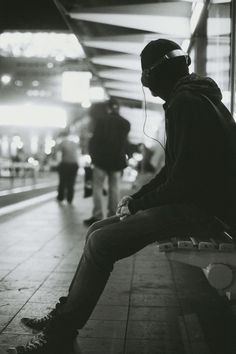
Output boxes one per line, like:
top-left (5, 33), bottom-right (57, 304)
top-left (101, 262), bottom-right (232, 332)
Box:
top-left (172, 89), bottom-right (202, 104)
top-left (168, 89), bottom-right (204, 112)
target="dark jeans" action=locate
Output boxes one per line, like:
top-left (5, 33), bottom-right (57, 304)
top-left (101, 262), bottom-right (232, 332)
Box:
top-left (57, 162), bottom-right (78, 203)
top-left (57, 203), bottom-right (214, 330)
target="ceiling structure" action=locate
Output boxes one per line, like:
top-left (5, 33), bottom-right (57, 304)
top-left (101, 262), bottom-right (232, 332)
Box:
top-left (0, 0), bottom-right (68, 31)
top-left (1, 0), bottom-right (230, 109)
top-left (54, 0), bottom-right (195, 107)
top-left (53, 0), bottom-right (231, 109)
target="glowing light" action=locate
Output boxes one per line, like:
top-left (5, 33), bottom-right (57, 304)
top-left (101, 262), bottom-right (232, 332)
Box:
top-left (32, 80), bottom-right (39, 87)
top-left (15, 80), bottom-right (23, 87)
top-left (190, 1), bottom-right (204, 34)
top-left (1, 136), bottom-right (9, 156)
top-left (79, 154), bottom-right (91, 167)
top-left (132, 152), bottom-right (143, 162)
top-left (89, 86), bottom-right (105, 101)
top-left (181, 39), bottom-right (190, 52)
top-left (1, 74), bottom-right (12, 85)
top-left (55, 54), bottom-right (65, 62)
top-left (69, 135), bottom-right (79, 144)
top-left (47, 62), bottom-right (54, 69)
top-left (62, 71), bottom-right (92, 103)
top-left (13, 136), bottom-right (24, 149)
top-left (81, 100), bottom-right (91, 108)
top-left (27, 90), bottom-right (51, 97)
top-left (45, 135), bottom-right (55, 155)
top-left (222, 91), bottom-right (231, 104)
top-left (28, 157), bottom-right (39, 166)
top-left (30, 136), bottom-right (38, 154)
top-left (0, 105), bottom-right (67, 128)
top-left (0, 32), bottom-right (85, 59)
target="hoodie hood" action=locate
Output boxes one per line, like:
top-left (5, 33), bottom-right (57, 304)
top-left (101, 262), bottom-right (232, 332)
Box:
top-left (167, 73), bottom-right (222, 107)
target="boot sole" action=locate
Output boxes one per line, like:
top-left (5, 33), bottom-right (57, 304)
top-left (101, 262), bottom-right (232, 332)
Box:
top-left (20, 319), bottom-right (43, 334)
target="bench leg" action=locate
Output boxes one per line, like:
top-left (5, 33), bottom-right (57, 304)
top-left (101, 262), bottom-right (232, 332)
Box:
top-left (203, 263), bottom-right (233, 291)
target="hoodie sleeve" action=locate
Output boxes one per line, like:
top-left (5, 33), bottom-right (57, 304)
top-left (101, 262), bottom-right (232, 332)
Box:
top-left (128, 92), bottom-right (224, 214)
top-left (131, 166), bottom-right (167, 199)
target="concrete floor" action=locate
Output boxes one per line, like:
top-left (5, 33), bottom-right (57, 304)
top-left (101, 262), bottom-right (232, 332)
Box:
top-left (0, 184), bottom-right (236, 354)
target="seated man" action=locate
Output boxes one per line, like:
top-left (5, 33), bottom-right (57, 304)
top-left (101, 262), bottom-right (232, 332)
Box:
top-left (8, 39), bottom-right (236, 354)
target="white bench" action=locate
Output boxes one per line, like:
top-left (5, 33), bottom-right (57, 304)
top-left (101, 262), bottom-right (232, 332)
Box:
top-left (157, 230), bottom-right (236, 300)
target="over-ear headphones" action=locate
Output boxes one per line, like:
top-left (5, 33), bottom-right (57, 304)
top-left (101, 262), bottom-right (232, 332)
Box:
top-left (141, 49), bottom-right (191, 88)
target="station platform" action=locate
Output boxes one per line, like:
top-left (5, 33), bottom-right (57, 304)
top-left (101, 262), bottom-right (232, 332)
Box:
top-left (0, 181), bottom-right (236, 354)
top-left (0, 173), bottom-right (58, 209)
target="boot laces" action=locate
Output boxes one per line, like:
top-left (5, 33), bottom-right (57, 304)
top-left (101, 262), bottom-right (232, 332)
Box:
top-left (36, 313), bottom-right (53, 324)
top-left (19, 333), bottom-right (47, 352)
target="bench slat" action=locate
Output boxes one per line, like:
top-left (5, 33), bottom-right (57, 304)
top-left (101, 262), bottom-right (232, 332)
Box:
top-left (210, 237), bottom-right (235, 252)
top-left (198, 241), bottom-right (215, 250)
top-left (170, 236), bottom-right (195, 250)
top-left (156, 242), bottom-right (174, 252)
top-left (156, 230), bottom-right (235, 253)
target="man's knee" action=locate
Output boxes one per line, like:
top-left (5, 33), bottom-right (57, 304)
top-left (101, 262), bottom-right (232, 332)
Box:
top-left (83, 229), bottom-right (116, 273)
top-left (85, 216), bottom-right (120, 243)
top-left (85, 220), bottom-right (103, 242)
top-left (84, 228), bottom-right (114, 267)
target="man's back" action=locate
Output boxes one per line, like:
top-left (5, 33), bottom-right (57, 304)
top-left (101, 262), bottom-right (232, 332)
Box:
top-left (59, 138), bottom-right (78, 164)
top-left (89, 112), bottom-right (130, 171)
top-left (130, 74), bottom-right (236, 224)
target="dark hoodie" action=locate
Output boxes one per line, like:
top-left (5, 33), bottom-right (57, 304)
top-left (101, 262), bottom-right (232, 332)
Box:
top-left (129, 74), bottom-right (235, 222)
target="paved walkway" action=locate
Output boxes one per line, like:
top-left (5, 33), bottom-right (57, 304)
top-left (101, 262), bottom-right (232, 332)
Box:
top-left (0, 185), bottom-right (236, 354)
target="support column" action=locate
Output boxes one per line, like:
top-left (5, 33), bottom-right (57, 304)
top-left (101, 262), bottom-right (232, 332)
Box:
top-left (193, 4), bottom-right (208, 76)
top-left (230, 0), bottom-right (236, 116)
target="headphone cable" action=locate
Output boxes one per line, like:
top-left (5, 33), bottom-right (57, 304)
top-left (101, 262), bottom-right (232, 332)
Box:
top-left (141, 86), bottom-right (166, 152)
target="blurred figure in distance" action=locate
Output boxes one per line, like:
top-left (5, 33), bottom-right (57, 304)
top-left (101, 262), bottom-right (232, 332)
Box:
top-left (56, 130), bottom-right (79, 205)
top-left (84, 99), bottom-right (130, 226)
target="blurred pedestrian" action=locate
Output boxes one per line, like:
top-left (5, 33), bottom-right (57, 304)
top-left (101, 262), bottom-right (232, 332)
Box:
top-left (56, 130), bottom-right (79, 204)
top-left (84, 99), bottom-right (130, 225)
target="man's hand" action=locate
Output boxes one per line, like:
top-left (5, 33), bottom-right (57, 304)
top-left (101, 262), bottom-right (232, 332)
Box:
top-left (119, 205), bottom-right (131, 220)
top-left (116, 195), bottom-right (133, 216)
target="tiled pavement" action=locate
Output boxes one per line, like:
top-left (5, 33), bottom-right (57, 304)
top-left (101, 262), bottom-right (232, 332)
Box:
top-left (0, 185), bottom-right (236, 354)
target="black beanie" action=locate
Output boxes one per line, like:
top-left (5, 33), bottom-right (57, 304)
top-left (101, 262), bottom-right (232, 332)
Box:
top-left (140, 39), bottom-right (182, 70)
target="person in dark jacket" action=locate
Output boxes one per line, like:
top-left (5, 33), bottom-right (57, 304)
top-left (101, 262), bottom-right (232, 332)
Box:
top-left (84, 100), bottom-right (130, 226)
top-left (128, 74), bottom-right (234, 221)
top-left (10, 39), bottom-right (236, 354)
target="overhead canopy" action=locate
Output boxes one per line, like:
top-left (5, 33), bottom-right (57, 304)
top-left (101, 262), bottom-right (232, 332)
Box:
top-left (53, 0), bottom-right (229, 108)
top-left (2, 0), bottom-right (230, 108)
top-left (64, 1), bottom-right (191, 107)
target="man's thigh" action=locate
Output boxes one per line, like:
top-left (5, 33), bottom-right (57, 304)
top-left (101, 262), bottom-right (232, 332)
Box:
top-left (86, 215), bottom-right (120, 241)
top-left (87, 203), bottom-right (213, 261)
